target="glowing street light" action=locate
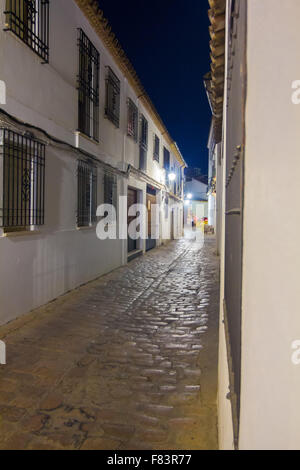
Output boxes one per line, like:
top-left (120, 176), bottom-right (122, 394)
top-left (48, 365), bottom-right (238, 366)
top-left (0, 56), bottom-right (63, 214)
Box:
top-left (168, 172), bottom-right (176, 182)
top-left (187, 193), bottom-right (193, 200)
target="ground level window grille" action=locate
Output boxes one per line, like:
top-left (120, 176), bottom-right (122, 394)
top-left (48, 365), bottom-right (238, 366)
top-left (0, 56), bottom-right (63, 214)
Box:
top-left (78, 29), bottom-right (100, 141)
top-left (105, 67), bottom-right (120, 128)
top-left (103, 172), bottom-right (117, 224)
top-left (165, 195), bottom-right (169, 219)
top-left (4, 0), bottom-right (50, 63)
top-left (0, 128), bottom-right (45, 229)
top-left (77, 160), bottom-right (97, 227)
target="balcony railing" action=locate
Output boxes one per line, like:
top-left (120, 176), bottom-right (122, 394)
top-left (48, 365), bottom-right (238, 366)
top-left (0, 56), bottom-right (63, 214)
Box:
top-left (4, 0), bottom-right (50, 63)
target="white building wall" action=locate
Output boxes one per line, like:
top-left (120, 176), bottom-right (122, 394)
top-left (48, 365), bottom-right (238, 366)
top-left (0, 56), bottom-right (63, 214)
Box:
top-left (0, 0), bottom-right (185, 325)
top-left (218, 0), bottom-right (300, 450)
top-left (218, 0), bottom-right (235, 450)
top-left (239, 0), bottom-right (300, 450)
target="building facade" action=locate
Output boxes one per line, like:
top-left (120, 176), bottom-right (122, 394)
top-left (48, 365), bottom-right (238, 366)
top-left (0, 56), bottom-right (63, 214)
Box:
top-left (184, 174), bottom-right (208, 228)
top-left (0, 0), bottom-right (186, 325)
top-left (206, 0), bottom-right (300, 450)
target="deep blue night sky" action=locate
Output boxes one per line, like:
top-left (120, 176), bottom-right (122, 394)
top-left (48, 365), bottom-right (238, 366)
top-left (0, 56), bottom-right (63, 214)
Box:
top-left (98, 1), bottom-right (211, 174)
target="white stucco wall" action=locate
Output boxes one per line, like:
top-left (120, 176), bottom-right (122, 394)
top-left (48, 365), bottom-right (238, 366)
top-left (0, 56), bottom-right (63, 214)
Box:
top-left (217, 0), bottom-right (235, 451)
top-left (0, 0), bottom-right (185, 325)
top-left (239, 0), bottom-right (300, 450)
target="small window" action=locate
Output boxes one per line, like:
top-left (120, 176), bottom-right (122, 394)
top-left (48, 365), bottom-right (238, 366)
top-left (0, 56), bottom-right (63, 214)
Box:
top-left (103, 172), bottom-right (117, 207)
top-left (163, 147), bottom-right (170, 171)
top-left (127, 99), bottom-right (138, 142)
top-left (103, 172), bottom-right (117, 224)
top-left (77, 160), bottom-right (97, 227)
top-left (78, 29), bottom-right (100, 142)
top-left (165, 195), bottom-right (169, 219)
top-left (153, 135), bottom-right (160, 162)
top-left (0, 128), bottom-right (45, 230)
top-left (4, 0), bottom-right (50, 63)
top-left (105, 67), bottom-right (120, 128)
top-left (139, 115), bottom-right (148, 171)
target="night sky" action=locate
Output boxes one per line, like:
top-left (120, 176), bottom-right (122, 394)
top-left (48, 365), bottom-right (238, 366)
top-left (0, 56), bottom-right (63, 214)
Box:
top-left (98, 0), bottom-right (211, 175)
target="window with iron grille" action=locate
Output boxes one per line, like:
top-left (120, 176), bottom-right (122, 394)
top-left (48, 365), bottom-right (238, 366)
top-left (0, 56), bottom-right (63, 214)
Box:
top-left (139, 115), bottom-right (148, 171)
top-left (103, 172), bottom-right (117, 223)
top-left (127, 98), bottom-right (138, 142)
top-left (78, 29), bottom-right (100, 142)
top-left (77, 160), bottom-right (97, 227)
top-left (153, 135), bottom-right (160, 162)
top-left (165, 195), bottom-right (169, 219)
top-left (105, 67), bottom-right (120, 128)
top-left (163, 147), bottom-right (170, 171)
top-left (103, 172), bottom-right (117, 206)
top-left (4, 0), bottom-right (49, 63)
top-left (0, 128), bottom-right (45, 230)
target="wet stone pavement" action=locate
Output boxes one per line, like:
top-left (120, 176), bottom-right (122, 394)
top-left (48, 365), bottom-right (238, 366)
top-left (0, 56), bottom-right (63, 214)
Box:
top-left (0, 236), bottom-right (219, 450)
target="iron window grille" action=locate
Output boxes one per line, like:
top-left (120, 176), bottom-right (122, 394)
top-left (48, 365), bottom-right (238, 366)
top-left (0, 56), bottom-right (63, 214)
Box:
top-left (105, 67), bottom-right (120, 128)
top-left (103, 172), bottom-right (117, 225)
top-left (163, 147), bottom-right (170, 171)
top-left (165, 195), bottom-right (169, 219)
top-left (4, 0), bottom-right (49, 63)
top-left (127, 98), bottom-right (138, 142)
top-left (0, 128), bottom-right (45, 229)
top-left (77, 160), bottom-right (97, 227)
top-left (77, 29), bottom-right (100, 142)
top-left (153, 135), bottom-right (160, 162)
top-left (139, 114), bottom-right (148, 171)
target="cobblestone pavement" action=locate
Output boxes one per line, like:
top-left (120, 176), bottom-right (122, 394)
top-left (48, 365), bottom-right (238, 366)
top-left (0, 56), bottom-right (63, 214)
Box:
top-left (0, 236), bottom-right (219, 450)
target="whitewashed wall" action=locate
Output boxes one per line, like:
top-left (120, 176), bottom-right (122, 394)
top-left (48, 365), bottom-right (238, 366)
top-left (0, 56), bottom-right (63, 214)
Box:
top-left (240, 0), bottom-right (300, 450)
top-left (0, 0), bottom-right (184, 325)
top-left (219, 0), bottom-right (300, 450)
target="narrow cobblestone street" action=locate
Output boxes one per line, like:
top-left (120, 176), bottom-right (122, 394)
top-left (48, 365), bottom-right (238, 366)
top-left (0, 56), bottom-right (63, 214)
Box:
top-left (0, 237), bottom-right (219, 450)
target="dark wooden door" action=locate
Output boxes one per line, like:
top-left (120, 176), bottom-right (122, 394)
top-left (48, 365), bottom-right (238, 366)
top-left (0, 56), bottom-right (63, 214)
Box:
top-left (127, 188), bottom-right (137, 253)
top-left (146, 192), bottom-right (156, 251)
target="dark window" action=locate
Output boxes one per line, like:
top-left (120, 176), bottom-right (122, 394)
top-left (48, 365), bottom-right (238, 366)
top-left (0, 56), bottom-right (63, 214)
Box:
top-left (78, 29), bottom-right (100, 142)
top-left (103, 172), bottom-right (117, 207)
top-left (139, 115), bottom-right (148, 171)
top-left (127, 98), bottom-right (138, 142)
top-left (153, 135), bottom-right (160, 162)
top-left (105, 67), bottom-right (120, 128)
top-left (77, 160), bottom-right (97, 227)
top-left (103, 172), bottom-right (117, 224)
top-left (0, 128), bottom-right (45, 229)
top-left (165, 195), bottom-right (169, 219)
top-left (163, 147), bottom-right (170, 171)
top-left (4, 0), bottom-right (49, 63)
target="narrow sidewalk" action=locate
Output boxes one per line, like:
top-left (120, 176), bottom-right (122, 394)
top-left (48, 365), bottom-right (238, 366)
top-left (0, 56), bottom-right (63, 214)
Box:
top-left (0, 237), bottom-right (219, 450)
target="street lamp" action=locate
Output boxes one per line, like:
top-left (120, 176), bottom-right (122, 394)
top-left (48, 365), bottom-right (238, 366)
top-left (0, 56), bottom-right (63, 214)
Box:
top-left (187, 193), bottom-right (193, 200)
top-left (168, 172), bottom-right (176, 182)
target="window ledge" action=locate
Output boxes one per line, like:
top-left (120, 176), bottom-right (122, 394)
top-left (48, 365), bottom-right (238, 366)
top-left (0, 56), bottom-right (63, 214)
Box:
top-left (2, 230), bottom-right (41, 238)
top-left (75, 131), bottom-right (100, 146)
top-left (76, 225), bottom-right (97, 231)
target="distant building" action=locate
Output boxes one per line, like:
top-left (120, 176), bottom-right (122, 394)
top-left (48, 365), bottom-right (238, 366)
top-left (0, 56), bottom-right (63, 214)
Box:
top-left (184, 171), bottom-right (208, 227)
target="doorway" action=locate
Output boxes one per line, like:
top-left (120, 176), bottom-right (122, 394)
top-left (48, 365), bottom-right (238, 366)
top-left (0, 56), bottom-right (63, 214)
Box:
top-left (127, 187), bottom-right (137, 253)
top-left (146, 185), bottom-right (157, 252)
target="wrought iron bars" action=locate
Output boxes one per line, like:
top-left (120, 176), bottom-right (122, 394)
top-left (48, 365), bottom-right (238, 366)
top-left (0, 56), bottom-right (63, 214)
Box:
top-left (4, 0), bottom-right (50, 63)
top-left (77, 29), bottom-right (100, 142)
top-left (77, 160), bottom-right (97, 227)
top-left (0, 128), bottom-right (45, 229)
top-left (105, 67), bottom-right (120, 128)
